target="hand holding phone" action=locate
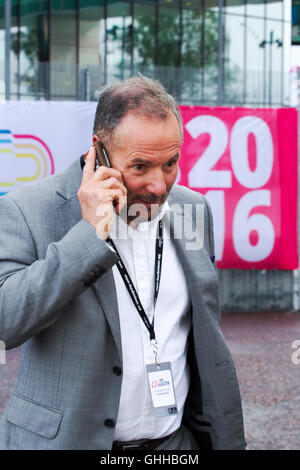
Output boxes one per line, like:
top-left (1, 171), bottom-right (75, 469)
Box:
top-left (93, 141), bottom-right (112, 169)
top-left (77, 146), bottom-right (127, 239)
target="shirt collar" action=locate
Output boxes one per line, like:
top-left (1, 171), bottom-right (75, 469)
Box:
top-left (134, 200), bottom-right (169, 232)
top-left (112, 200), bottom-right (170, 239)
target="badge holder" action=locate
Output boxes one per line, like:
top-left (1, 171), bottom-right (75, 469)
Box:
top-left (146, 361), bottom-right (178, 417)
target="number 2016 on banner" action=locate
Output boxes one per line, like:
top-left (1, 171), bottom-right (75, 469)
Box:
top-left (178, 111), bottom-right (278, 267)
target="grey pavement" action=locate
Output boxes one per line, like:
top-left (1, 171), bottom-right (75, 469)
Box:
top-left (221, 311), bottom-right (300, 450)
top-left (1, 311), bottom-right (300, 450)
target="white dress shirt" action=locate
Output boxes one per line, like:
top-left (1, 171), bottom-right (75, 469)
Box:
top-left (110, 202), bottom-right (192, 441)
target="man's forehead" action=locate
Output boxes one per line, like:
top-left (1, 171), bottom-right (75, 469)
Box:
top-left (110, 111), bottom-right (181, 150)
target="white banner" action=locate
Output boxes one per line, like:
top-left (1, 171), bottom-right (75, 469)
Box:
top-left (0, 101), bottom-right (97, 194)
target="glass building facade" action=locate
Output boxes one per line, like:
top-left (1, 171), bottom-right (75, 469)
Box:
top-left (0, 0), bottom-right (292, 105)
top-left (292, 0), bottom-right (300, 42)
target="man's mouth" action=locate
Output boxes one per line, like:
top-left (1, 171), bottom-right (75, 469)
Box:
top-left (133, 196), bottom-right (163, 205)
top-left (124, 195), bottom-right (167, 223)
top-left (124, 198), bottom-right (163, 222)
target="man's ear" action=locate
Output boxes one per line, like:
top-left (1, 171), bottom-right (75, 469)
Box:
top-left (92, 134), bottom-right (100, 144)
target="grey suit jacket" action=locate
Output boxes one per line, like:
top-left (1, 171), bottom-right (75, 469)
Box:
top-left (0, 158), bottom-right (245, 450)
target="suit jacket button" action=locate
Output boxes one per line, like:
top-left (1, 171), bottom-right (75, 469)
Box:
top-left (104, 419), bottom-right (115, 428)
top-left (113, 366), bottom-right (122, 376)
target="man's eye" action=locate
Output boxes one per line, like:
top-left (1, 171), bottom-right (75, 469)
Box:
top-left (167, 160), bottom-right (176, 167)
top-left (134, 164), bottom-right (144, 170)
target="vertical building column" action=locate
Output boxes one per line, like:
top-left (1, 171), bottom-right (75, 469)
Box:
top-left (154, 0), bottom-right (159, 71)
top-left (130, 0), bottom-right (134, 76)
top-left (104, 0), bottom-right (108, 84)
top-left (17, 0), bottom-right (20, 99)
top-left (5, 0), bottom-right (11, 100)
top-left (217, 0), bottom-right (224, 105)
top-left (47, 0), bottom-right (51, 100)
top-left (76, 0), bottom-right (80, 100)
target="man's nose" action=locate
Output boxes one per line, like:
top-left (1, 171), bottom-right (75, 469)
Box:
top-left (146, 172), bottom-right (167, 196)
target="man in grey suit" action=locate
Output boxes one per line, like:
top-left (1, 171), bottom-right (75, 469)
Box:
top-left (0, 76), bottom-right (245, 450)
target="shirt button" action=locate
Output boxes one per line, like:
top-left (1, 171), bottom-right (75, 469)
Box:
top-left (113, 366), bottom-right (122, 376)
top-left (104, 419), bottom-right (115, 428)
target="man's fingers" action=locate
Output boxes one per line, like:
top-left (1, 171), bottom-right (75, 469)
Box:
top-left (106, 188), bottom-right (125, 203)
top-left (100, 177), bottom-right (127, 195)
top-left (82, 147), bottom-right (96, 183)
top-left (107, 188), bottom-right (127, 215)
top-left (94, 165), bottom-right (123, 183)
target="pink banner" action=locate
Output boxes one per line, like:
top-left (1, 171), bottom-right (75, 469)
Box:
top-left (178, 106), bottom-right (298, 269)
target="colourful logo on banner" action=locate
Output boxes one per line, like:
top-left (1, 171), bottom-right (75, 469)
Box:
top-left (0, 130), bottom-right (54, 195)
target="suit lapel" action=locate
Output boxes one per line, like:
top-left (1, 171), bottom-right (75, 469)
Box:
top-left (166, 208), bottom-right (196, 297)
top-left (166, 191), bottom-right (214, 308)
top-left (92, 271), bottom-right (122, 360)
top-left (56, 159), bottom-right (122, 359)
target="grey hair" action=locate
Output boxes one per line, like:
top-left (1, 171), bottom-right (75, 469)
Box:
top-left (93, 75), bottom-right (183, 147)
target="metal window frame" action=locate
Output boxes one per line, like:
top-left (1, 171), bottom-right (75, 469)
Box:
top-left (5, 0), bottom-right (11, 100)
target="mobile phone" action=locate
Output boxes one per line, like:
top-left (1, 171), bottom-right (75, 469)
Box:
top-left (94, 141), bottom-right (111, 170)
top-left (93, 141), bottom-right (117, 208)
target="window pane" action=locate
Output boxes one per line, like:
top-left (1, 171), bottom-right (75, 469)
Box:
top-left (133, 2), bottom-right (156, 71)
top-left (50, 0), bottom-right (77, 100)
top-left (246, 16), bottom-right (265, 103)
top-left (134, 1), bottom-right (204, 104)
top-left (247, 0), bottom-right (265, 17)
top-left (203, 7), bottom-right (219, 102)
top-left (182, 2), bottom-right (202, 70)
top-left (79, 1), bottom-right (105, 100)
top-left (6, 0), bottom-right (18, 98)
top-left (205, 0), bottom-right (218, 7)
top-left (156, 1), bottom-right (181, 98)
top-left (106, 1), bottom-right (132, 83)
top-left (292, 0), bottom-right (300, 43)
top-left (158, 0), bottom-right (180, 68)
top-left (224, 14), bottom-right (245, 103)
top-left (0, 27), bottom-right (4, 98)
top-left (224, 0), bottom-right (246, 15)
top-left (266, 0), bottom-right (283, 20)
top-left (180, 5), bottom-right (203, 103)
top-left (0, 2), bottom-right (5, 98)
top-left (283, 7), bottom-right (292, 104)
top-left (17, 0), bottom-right (49, 99)
top-left (285, 0), bottom-right (292, 23)
top-left (265, 20), bottom-right (283, 104)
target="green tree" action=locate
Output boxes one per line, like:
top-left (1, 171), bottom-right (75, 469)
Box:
top-left (110, 7), bottom-right (240, 103)
top-left (11, 15), bottom-right (49, 97)
top-left (11, 27), bottom-right (39, 93)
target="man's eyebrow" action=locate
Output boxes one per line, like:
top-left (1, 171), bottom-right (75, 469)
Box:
top-left (131, 154), bottom-right (180, 164)
top-left (166, 153), bottom-right (180, 163)
top-left (171, 153), bottom-right (180, 160)
top-left (131, 157), bottom-right (150, 164)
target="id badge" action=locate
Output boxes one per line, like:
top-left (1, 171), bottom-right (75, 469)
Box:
top-left (146, 362), bottom-right (178, 417)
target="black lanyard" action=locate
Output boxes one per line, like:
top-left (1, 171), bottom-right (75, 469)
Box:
top-left (107, 219), bottom-right (163, 345)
